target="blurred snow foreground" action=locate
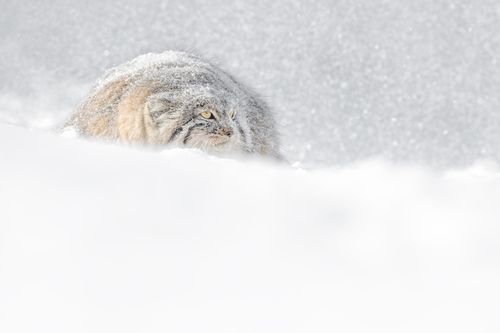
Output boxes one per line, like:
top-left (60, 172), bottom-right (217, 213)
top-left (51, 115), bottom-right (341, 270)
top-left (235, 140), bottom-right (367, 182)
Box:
top-left (1, 122), bottom-right (500, 332)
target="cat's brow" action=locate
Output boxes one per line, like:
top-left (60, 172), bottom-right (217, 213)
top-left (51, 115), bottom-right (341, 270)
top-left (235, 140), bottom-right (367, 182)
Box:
top-left (193, 99), bottom-right (222, 120)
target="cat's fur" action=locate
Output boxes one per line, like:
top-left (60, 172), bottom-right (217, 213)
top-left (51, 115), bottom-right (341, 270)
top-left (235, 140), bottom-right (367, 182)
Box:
top-left (65, 51), bottom-right (280, 157)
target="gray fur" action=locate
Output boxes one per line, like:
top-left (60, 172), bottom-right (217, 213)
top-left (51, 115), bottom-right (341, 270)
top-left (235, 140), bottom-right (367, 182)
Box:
top-left (66, 51), bottom-right (281, 158)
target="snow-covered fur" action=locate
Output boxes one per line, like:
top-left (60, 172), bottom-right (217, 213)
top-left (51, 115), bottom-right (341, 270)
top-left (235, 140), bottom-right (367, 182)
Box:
top-left (65, 51), bottom-right (280, 157)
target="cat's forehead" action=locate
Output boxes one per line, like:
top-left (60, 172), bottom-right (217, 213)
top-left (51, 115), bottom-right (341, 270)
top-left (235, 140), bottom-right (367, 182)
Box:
top-left (151, 83), bottom-right (239, 107)
top-left (148, 64), bottom-right (220, 86)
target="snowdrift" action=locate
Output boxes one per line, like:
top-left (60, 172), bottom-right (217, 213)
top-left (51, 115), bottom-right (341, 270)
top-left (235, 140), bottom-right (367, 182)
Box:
top-left (1, 123), bottom-right (499, 332)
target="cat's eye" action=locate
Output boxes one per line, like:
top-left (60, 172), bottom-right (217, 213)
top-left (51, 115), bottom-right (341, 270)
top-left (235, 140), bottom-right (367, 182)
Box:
top-left (200, 111), bottom-right (214, 119)
top-left (229, 111), bottom-right (236, 120)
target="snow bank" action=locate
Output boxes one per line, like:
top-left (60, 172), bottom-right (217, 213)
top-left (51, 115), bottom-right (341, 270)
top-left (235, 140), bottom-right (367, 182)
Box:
top-left (1, 123), bottom-right (499, 332)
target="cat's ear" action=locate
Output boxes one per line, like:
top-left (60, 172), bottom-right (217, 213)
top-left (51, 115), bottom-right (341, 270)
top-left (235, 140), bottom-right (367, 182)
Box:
top-left (146, 95), bottom-right (179, 123)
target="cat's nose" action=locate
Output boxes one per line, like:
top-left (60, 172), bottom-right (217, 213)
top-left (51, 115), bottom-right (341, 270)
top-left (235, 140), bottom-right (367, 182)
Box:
top-left (220, 127), bottom-right (233, 137)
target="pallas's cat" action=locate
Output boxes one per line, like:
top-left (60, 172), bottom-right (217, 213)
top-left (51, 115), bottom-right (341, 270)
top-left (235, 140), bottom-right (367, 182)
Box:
top-left (65, 51), bottom-right (280, 158)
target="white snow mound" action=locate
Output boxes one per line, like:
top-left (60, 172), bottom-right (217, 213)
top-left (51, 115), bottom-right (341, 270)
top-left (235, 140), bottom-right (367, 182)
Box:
top-left (0, 123), bottom-right (499, 333)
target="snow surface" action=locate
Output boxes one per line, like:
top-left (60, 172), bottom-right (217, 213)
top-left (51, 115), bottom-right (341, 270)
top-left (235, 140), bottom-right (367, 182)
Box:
top-left (1, 123), bottom-right (500, 332)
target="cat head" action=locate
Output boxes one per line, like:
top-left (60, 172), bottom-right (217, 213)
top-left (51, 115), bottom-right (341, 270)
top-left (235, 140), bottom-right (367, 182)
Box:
top-left (146, 83), bottom-right (247, 154)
